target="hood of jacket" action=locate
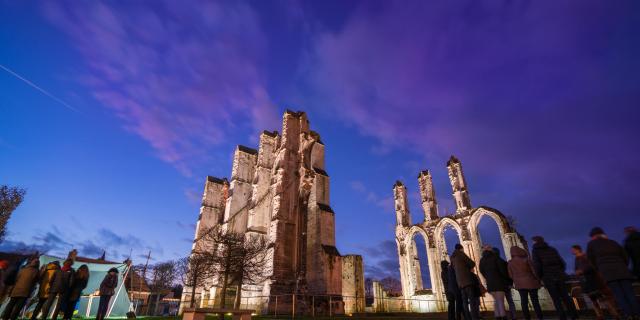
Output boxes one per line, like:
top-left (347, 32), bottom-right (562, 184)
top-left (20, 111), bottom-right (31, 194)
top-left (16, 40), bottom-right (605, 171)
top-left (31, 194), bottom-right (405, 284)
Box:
top-left (46, 262), bottom-right (59, 271)
top-left (510, 246), bottom-right (528, 258)
top-left (482, 250), bottom-right (494, 259)
top-left (532, 241), bottom-right (549, 250)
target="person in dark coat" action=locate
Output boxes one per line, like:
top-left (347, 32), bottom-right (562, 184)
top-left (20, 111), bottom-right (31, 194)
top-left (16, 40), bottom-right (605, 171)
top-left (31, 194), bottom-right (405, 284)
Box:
top-left (51, 259), bottom-right (75, 320)
top-left (480, 246), bottom-right (510, 320)
top-left (508, 246), bottom-right (543, 320)
top-left (32, 261), bottom-right (63, 320)
top-left (1, 258), bottom-right (40, 320)
top-left (587, 227), bottom-right (640, 318)
top-left (451, 244), bottom-right (480, 320)
top-left (96, 267), bottom-right (118, 320)
top-left (493, 247), bottom-right (516, 320)
top-left (448, 262), bottom-right (469, 320)
top-left (624, 226), bottom-right (640, 280)
top-left (64, 264), bottom-right (89, 320)
top-left (442, 260), bottom-right (455, 320)
top-left (571, 245), bottom-right (619, 320)
top-left (531, 236), bottom-right (577, 320)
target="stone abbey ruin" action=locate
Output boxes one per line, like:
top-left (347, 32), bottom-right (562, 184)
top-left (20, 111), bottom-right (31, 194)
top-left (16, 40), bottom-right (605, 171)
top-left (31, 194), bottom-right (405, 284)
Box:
top-left (184, 110), bottom-right (365, 315)
top-left (185, 110), bottom-right (546, 315)
top-left (392, 156), bottom-right (542, 312)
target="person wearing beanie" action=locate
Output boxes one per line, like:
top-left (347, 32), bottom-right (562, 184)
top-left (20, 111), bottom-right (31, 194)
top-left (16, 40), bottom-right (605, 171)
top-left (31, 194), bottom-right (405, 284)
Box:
top-left (479, 246), bottom-right (510, 320)
top-left (96, 267), bottom-right (119, 320)
top-left (587, 227), bottom-right (640, 318)
top-left (531, 236), bottom-right (577, 320)
top-left (451, 244), bottom-right (480, 320)
top-left (623, 226), bottom-right (640, 280)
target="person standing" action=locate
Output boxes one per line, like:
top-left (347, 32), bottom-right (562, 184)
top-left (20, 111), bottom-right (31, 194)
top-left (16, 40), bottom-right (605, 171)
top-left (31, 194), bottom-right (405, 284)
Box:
top-left (96, 268), bottom-right (118, 320)
top-left (493, 247), bottom-right (516, 320)
top-left (1, 258), bottom-right (40, 320)
top-left (571, 245), bottom-right (619, 320)
top-left (64, 265), bottom-right (89, 320)
top-left (480, 246), bottom-right (510, 320)
top-left (508, 246), bottom-right (543, 320)
top-left (51, 260), bottom-right (75, 320)
top-left (448, 262), bottom-right (469, 320)
top-left (587, 227), bottom-right (640, 319)
top-left (451, 244), bottom-right (481, 320)
top-left (531, 236), bottom-right (577, 320)
top-left (442, 260), bottom-right (456, 320)
top-left (32, 261), bottom-right (63, 320)
top-left (623, 226), bottom-right (640, 280)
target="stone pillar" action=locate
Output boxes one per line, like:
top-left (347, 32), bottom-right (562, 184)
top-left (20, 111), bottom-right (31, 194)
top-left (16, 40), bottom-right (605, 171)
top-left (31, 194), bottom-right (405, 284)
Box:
top-left (418, 170), bottom-right (439, 221)
top-left (247, 131), bottom-right (279, 234)
top-left (393, 181), bottom-right (411, 227)
top-left (223, 145), bottom-right (257, 233)
top-left (267, 111), bottom-right (304, 292)
top-left (341, 255), bottom-right (365, 314)
top-left (447, 156), bottom-right (471, 213)
top-left (193, 176), bottom-right (228, 247)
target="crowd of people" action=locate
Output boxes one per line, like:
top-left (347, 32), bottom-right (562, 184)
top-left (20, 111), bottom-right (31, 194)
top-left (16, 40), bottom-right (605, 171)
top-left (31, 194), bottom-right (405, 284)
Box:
top-left (0, 257), bottom-right (120, 320)
top-left (442, 226), bottom-right (640, 320)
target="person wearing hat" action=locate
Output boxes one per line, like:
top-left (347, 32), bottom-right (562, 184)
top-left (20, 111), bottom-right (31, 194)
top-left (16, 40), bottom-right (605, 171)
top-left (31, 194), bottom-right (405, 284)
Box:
top-left (96, 267), bottom-right (118, 320)
top-left (587, 227), bottom-right (640, 318)
top-left (531, 236), bottom-right (577, 320)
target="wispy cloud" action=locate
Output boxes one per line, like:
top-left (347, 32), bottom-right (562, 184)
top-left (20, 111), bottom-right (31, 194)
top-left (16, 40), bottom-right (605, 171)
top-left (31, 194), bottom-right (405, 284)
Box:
top-left (350, 180), bottom-right (393, 212)
top-left (41, 1), bottom-right (279, 176)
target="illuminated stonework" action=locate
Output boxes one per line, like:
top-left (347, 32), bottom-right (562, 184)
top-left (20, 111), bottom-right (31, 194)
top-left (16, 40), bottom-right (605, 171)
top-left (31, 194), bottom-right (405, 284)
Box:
top-left (183, 110), bottom-right (364, 315)
top-left (393, 156), bottom-right (527, 311)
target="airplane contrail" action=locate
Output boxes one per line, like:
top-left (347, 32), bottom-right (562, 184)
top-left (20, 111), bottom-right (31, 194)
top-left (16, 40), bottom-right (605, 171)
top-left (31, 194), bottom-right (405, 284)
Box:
top-left (0, 64), bottom-right (79, 113)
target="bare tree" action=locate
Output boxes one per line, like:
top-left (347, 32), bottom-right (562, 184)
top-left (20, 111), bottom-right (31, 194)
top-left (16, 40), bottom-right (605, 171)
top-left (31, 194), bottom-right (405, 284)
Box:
top-left (195, 226), bottom-right (269, 311)
top-left (0, 185), bottom-right (26, 243)
top-left (379, 277), bottom-right (402, 296)
top-left (178, 253), bottom-right (214, 308)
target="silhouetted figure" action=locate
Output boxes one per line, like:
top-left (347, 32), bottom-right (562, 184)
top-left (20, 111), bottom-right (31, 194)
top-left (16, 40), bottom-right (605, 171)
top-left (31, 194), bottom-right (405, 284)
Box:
top-left (531, 236), bottom-right (577, 320)
top-left (493, 247), bottom-right (516, 320)
top-left (624, 226), bottom-right (640, 280)
top-left (51, 260), bottom-right (74, 320)
top-left (480, 245), bottom-right (510, 320)
top-left (32, 261), bottom-right (63, 320)
top-left (1, 258), bottom-right (40, 320)
top-left (96, 267), bottom-right (118, 320)
top-left (64, 264), bottom-right (89, 320)
top-left (508, 246), bottom-right (543, 320)
top-left (587, 227), bottom-right (640, 318)
top-left (448, 262), bottom-right (468, 320)
top-left (451, 244), bottom-right (481, 320)
top-left (442, 260), bottom-right (463, 320)
top-left (571, 245), bottom-right (619, 320)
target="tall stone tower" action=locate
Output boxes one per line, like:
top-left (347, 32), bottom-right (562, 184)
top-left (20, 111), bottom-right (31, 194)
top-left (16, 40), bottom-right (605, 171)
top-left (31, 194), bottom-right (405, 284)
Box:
top-left (185, 110), bottom-right (363, 315)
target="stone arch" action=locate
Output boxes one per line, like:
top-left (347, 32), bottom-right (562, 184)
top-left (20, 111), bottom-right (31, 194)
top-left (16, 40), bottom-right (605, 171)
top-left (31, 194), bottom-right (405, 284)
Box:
top-left (468, 206), bottom-right (522, 260)
top-left (430, 218), bottom-right (464, 301)
top-left (403, 226), bottom-right (430, 294)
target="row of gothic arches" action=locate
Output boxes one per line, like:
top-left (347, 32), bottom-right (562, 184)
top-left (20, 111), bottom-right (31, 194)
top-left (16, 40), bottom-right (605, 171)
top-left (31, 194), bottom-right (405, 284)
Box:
top-left (397, 207), bottom-right (525, 307)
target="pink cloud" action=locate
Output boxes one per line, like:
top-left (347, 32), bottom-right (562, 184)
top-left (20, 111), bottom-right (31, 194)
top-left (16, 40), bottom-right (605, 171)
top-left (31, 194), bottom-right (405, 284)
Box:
top-left (42, 1), bottom-right (279, 176)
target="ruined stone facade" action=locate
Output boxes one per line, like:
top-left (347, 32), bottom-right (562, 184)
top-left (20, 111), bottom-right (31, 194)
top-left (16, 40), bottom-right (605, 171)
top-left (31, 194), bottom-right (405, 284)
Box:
top-left (394, 156), bottom-right (527, 311)
top-left (184, 110), bottom-right (364, 314)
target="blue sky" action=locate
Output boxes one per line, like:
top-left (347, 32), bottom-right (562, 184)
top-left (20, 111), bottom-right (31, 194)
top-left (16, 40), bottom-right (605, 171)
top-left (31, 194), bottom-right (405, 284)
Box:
top-left (1, 1), bottom-right (639, 282)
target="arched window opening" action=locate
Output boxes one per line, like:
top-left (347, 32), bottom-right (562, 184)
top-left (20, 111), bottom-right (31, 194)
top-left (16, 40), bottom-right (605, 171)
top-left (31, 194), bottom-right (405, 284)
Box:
top-left (477, 215), bottom-right (505, 258)
top-left (443, 225), bottom-right (461, 258)
top-left (410, 232), bottom-right (431, 291)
